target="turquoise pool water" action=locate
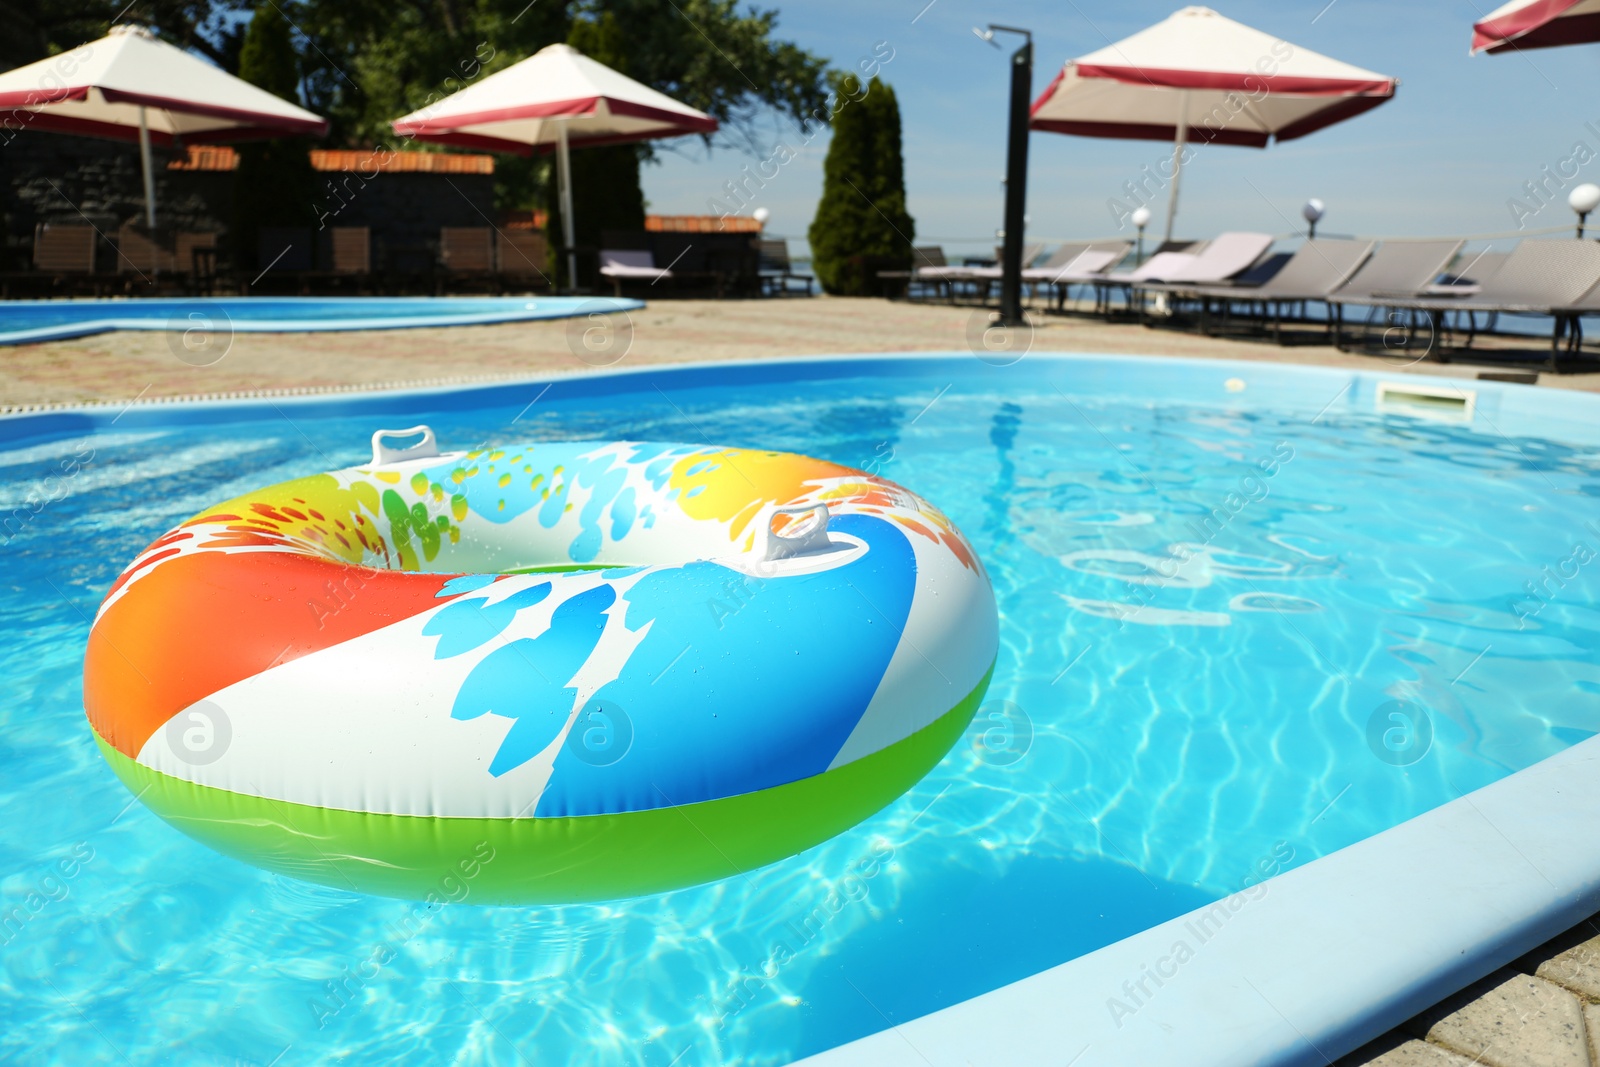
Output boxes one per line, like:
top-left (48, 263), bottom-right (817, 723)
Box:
top-left (3, 355), bottom-right (1600, 1065)
top-left (0, 296), bottom-right (643, 345)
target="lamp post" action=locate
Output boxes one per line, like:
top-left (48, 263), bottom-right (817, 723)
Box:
top-left (1131, 205), bottom-right (1152, 266)
top-left (1302, 198), bottom-right (1325, 239)
top-left (975, 23), bottom-right (1033, 327)
top-left (1570, 184), bottom-right (1600, 238)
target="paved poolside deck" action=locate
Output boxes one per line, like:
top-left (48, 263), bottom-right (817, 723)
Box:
top-left (1340, 920), bottom-right (1600, 1067)
top-left (4, 295), bottom-right (1598, 1065)
top-left (2, 296), bottom-right (1597, 409)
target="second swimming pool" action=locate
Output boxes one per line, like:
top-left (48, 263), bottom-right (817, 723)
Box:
top-left (0, 295), bottom-right (643, 345)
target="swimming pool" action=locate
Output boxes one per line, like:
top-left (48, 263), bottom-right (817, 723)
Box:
top-left (0, 296), bottom-right (643, 346)
top-left (3, 354), bottom-right (1599, 1066)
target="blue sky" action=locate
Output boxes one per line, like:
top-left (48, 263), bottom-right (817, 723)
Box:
top-left (641, 0), bottom-right (1600, 256)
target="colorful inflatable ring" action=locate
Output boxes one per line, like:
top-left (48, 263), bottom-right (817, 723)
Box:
top-left (83, 427), bottom-right (997, 903)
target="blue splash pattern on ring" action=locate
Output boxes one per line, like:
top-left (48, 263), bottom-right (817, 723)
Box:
top-left (453, 583), bottom-right (619, 777)
top-left (534, 514), bottom-right (917, 818)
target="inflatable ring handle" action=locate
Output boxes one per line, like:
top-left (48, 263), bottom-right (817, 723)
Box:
top-left (757, 503), bottom-right (832, 562)
top-left (370, 425), bottom-right (441, 467)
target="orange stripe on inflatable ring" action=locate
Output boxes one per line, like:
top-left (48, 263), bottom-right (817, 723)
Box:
top-left (84, 551), bottom-right (454, 759)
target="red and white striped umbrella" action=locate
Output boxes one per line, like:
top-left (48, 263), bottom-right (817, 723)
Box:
top-left (1029, 6), bottom-right (1397, 240)
top-left (1472, 0), bottom-right (1600, 54)
top-left (0, 24), bottom-right (327, 227)
top-left (393, 43), bottom-right (717, 285)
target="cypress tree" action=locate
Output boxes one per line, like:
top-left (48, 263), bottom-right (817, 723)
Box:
top-left (807, 75), bottom-right (913, 295)
top-left (550, 13), bottom-right (647, 289)
top-left (234, 2), bottom-right (317, 264)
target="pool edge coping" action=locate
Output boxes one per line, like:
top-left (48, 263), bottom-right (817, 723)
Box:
top-left (786, 736), bottom-right (1600, 1067)
top-left (2, 348), bottom-right (1590, 428)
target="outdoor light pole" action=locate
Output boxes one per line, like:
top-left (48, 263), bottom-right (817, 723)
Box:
top-left (978, 24), bottom-right (1033, 328)
top-left (1571, 184), bottom-right (1600, 238)
top-left (1131, 205), bottom-right (1152, 266)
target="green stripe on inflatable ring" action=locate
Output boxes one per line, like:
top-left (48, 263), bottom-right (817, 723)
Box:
top-left (93, 664), bottom-right (992, 904)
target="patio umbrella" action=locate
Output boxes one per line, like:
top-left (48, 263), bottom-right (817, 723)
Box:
top-left (1472, 0), bottom-right (1600, 53)
top-left (0, 24), bottom-right (327, 228)
top-left (1029, 6), bottom-right (1398, 241)
top-left (392, 43), bottom-right (718, 288)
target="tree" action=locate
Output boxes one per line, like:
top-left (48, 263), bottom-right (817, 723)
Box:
top-left (0, 0), bottom-right (252, 70)
top-left (296, 1), bottom-right (566, 151)
top-left (808, 75), bottom-right (913, 296)
top-left (294, 0), bottom-right (829, 231)
top-left (574, 0), bottom-right (829, 157)
top-left (233, 0), bottom-right (316, 261)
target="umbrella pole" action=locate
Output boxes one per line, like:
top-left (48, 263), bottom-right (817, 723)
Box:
top-left (555, 122), bottom-right (578, 292)
top-left (1163, 91), bottom-right (1188, 245)
top-left (137, 106), bottom-right (157, 230)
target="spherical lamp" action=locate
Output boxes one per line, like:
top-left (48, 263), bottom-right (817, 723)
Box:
top-left (1302, 198), bottom-right (1326, 239)
top-left (1570, 184), bottom-right (1600, 238)
top-left (1131, 205), bottom-right (1152, 265)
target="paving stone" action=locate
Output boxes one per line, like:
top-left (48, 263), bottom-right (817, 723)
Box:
top-left (1411, 969), bottom-right (1591, 1067)
top-left (1337, 1034), bottom-right (1483, 1066)
top-left (1586, 1003), bottom-right (1600, 1067)
top-left (3, 300), bottom-right (1593, 412)
top-left (1526, 925), bottom-right (1600, 1001)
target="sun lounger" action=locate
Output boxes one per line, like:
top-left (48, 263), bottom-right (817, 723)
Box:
top-left (1156, 237), bottom-right (1376, 342)
top-left (600, 249), bottom-right (672, 295)
top-left (1022, 242), bottom-right (1096, 282)
top-left (1081, 251), bottom-right (1195, 315)
top-left (1097, 232), bottom-right (1268, 319)
top-left (1336, 240), bottom-right (1466, 300)
top-left (1166, 237), bottom-right (1374, 297)
top-left (1110, 250), bottom-right (1199, 283)
top-left (757, 239), bottom-right (813, 296)
top-left (33, 223), bottom-right (97, 276)
top-left (1332, 240), bottom-right (1600, 313)
top-left (1320, 239), bottom-right (1465, 348)
top-left (116, 223), bottom-right (175, 277)
top-left (1024, 243), bottom-right (1131, 280)
top-left (1546, 262), bottom-right (1600, 367)
top-left (938, 243), bottom-right (1046, 280)
top-left (497, 230), bottom-right (550, 288)
top-left (1230, 251), bottom-right (1293, 287)
top-left (881, 245), bottom-right (950, 300)
top-left (330, 227), bottom-right (371, 276)
top-left (934, 243), bottom-right (1046, 303)
top-left (1024, 245), bottom-right (1131, 311)
top-left (1430, 249), bottom-right (1506, 297)
top-left (1017, 242), bottom-right (1094, 306)
top-left (23, 223), bottom-right (102, 296)
top-left (1087, 239), bottom-right (1241, 304)
top-left (1126, 231), bottom-right (1275, 287)
top-left (440, 227), bottom-right (493, 272)
top-left (1025, 248), bottom-right (1122, 284)
top-left (1332, 239), bottom-right (1600, 366)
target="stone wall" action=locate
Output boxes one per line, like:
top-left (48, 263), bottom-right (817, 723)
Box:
top-left (1, 132), bottom-right (497, 273)
top-left (307, 168), bottom-right (498, 274)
